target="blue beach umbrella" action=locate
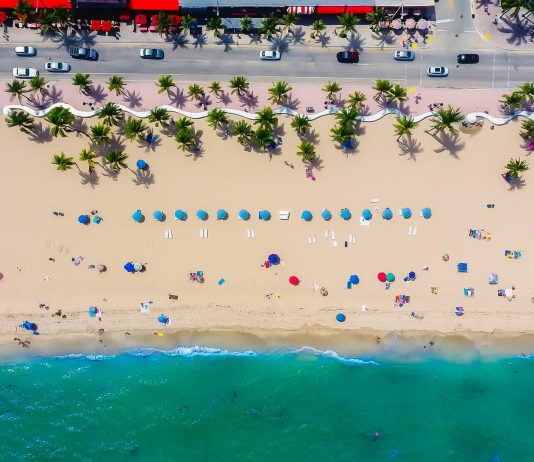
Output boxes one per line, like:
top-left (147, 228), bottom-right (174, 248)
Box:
top-left (401, 208), bottom-right (412, 219)
top-left (174, 209), bottom-right (187, 221)
top-left (321, 209), bottom-right (332, 221)
top-left (301, 210), bottom-right (312, 222)
top-left (409, 271), bottom-right (416, 280)
top-left (239, 209), bottom-right (250, 220)
top-left (153, 210), bottom-right (164, 221)
top-left (136, 159), bottom-right (148, 170)
top-left (78, 214), bottom-right (90, 225)
top-left (124, 262), bottom-right (135, 273)
top-left (259, 210), bottom-right (271, 221)
top-left (22, 321), bottom-right (32, 331)
top-left (340, 208), bottom-right (351, 220)
top-left (422, 207), bottom-right (432, 219)
top-left (157, 314), bottom-right (169, 324)
top-left (196, 209), bottom-right (207, 220)
top-left (362, 209), bottom-right (372, 220)
top-left (217, 209), bottom-right (228, 220)
top-left (132, 210), bottom-right (143, 222)
top-left (349, 274), bottom-right (360, 285)
top-left (336, 313), bottom-right (346, 323)
top-left (382, 208), bottom-right (393, 220)
top-left (268, 254), bottom-right (280, 265)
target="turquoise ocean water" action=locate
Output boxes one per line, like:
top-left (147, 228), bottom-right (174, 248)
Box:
top-left (1, 347), bottom-right (533, 462)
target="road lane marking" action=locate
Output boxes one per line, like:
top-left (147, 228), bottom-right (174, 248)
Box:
top-left (506, 52), bottom-right (511, 87)
top-left (492, 50), bottom-right (495, 88)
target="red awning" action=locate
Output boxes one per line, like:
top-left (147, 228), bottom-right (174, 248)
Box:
top-left (346, 5), bottom-right (373, 13)
top-left (0, 11), bottom-right (6, 21)
top-left (134, 14), bottom-right (146, 24)
top-left (90, 19), bottom-right (101, 30)
top-left (316, 5), bottom-right (345, 14)
top-left (287, 6), bottom-right (315, 14)
top-left (170, 14), bottom-right (181, 25)
top-left (129, 0), bottom-right (178, 11)
top-left (0, 0), bottom-right (70, 7)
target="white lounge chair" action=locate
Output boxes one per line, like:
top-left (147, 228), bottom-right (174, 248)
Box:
top-left (279, 211), bottom-right (290, 220)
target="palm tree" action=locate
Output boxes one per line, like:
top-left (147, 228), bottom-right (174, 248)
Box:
top-left (156, 12), bottom-right (172, 36)
top-left (79, 148), bottom-right (99, 171)
top-left (187, 83), bottom-right (204, 101)
top-left (72, 73), bottom-right (92, 94)
top-left (336, 13), bottom-right (358, 38)
top-left (373, 79), bottom-right (394, 101)
top-left (123, 117), bottom-right (148, 141)
top-left (281, 12), bottom-right (299, 33)
top-left (208, 81), bottom-right (223, 96)
top-left (90, 123), bottom-right (111, 144)
top-left (45, 106), bottom-right (75, 138)
top-left (29, 76), bottom-right (49, 96)
top-left (518, 82), bottom-right (534, 101)
top-left (98, 102), bottom-right (123, 127)
top-left (296, 141), bottom-right (317, 162)
top-left (259, 14), bottom-right (280, 39)
top-left (501, 0), bottom-right (533, 19)
top-left (229, 76), bottom-right (249, 96)
top-left (104, 150), bottom-right (129, 172)
top-left (51, 152), bottom-right (75, 172)
top-left (53, 8), bottom-right (74, 30)
top-left (505, 157), bottom-right (529, 179)
top-left (13, 0), bottom-right (34, 24)
top-left (206, 108), bottom-right (228, 130)
top-left (174, 117), bottom-right (194, 132)
top-left (322, 81), bottom-right (342, 101)
top-left (330, 123), bottom-right (353, 145)
top-left (175, 128), bottom-right (195, 151)
top-left (428, 105), bottom-right (464, 136)
top-left (346, 91), bottom-right (366, 110)
top-left (148, 107), bottom-right (170, 127)
top-left (255, 107), bottom-right (278, 130)
top-left (290, 114), bottom-right (311, 136)
top-left (389, 84), bottom-right (408, 104)
top-left (206, 16), bottom-right (224, 38)
top-left (231, 120), bottom-right (253, 144)
top-left (253, 127), bottom-right (273, 150)
top-left (240, 15), bottom-right (253, 34)
top-left (335, 107), bottom-right (359, 128)
top-left (310, 19), bottom-right (326, 40)
top-left (180, 14), bottom-right (196, 35)
top-left (393, 116), bottom-right (419, 142)
top-left (268, 81), bottom-right (292, 104)
top-left (520, 119), bottom-right (534, 141)
top-left (5, 80), bottom-right (30, 102)
top-left (366, 7), bottom-right (390, 33)
top-left (107, 75), bottom-right (126, 96)
top-left (38, 10), bottom-right (57, 35)
top-left (499, 91), bottom-right (525, 110)
top-left (5, 110), bottom-right (34, 134)
top-left (156, 75), bottom-right (176, 95)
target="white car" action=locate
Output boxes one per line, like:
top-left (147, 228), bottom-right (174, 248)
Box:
top-left (393, 50), bottom-right (415, 61)
top-left (12, 68), bottom-right (39, 78)
top-left (259, 50), bottom-right (281, 61)
top-left (14, 46), bottom-right (37, 57)
top-left (45, 61), bottom-right (71, 73)
top-left (427, 66), bottom-right (449, 77)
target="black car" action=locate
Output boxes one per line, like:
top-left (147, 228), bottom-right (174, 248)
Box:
top-left (69, 46), bottom-right (98, 61)
top-left (336, 51), bottom-right (359, 63)
top-left (457, 53), bottom-right (479, 64)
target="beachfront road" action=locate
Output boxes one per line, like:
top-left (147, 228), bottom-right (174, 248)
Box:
top-left (0, 43), bottom-right (532, 89)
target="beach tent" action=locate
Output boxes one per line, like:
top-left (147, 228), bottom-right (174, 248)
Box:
top-left (153, 210), bottom-right (164, 221)
top-left (301, 210), bottom-right (312, 222)
top-left (340, 208), bottom-right (351, 220)
top-left (132, 210), bottom-right (143, 223)
top-left (336, 313), bottom-right (346, 322)
top-left (136, 159), bottom-right (148, 170)
top-left (289, 275), bottom-right (299, 286)
top-left (196, 209), bottom-right (207, 220)
top-left (133, 263), bottom-right (143, 272)
top-left (362, 209), bottom-right (372, 220)
top-left (239, 209), bottom-right (250, 220)
top-left (259, 210), bottom-right (271, 221)
top-left (386, 272), bottom-right (395, 282)
top-left (124, 262), bottom-right (135, 273)
top-left (378, 272), bottom-right (387, 282)
top-left (174, 209), bottom-right (187, 221)
top-left (321, 209), bottom-right (332, 221)
top-left (349, 275), bottom-right (360, 285)
top-left (401, 208), bottom-right (412, 219)
top-left (217, 209), bottom-right (228, 220)
top-left (268, 254), bottom-right (280, 265)
top-left (78, 214), bottom-right (90, 225)
top-left (382, 208), bottom-right (393, 220)
top-left (421, 207), bottom-right (432, 219)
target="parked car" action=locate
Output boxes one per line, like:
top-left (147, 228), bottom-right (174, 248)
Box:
top-left (457, 53), bottom-right (479, 64)
top-left (45, 61), bottom-right (71, 72)
top-left (259, 50), bottom-right (281, 61)
top-left (139, 48), bottom-right (164, 59)
top-left (13, 67), bottom-right (39, 78)
top-left (427, 66), bottom-right (449, 77)
top-left (69, 46), bottom-right (98, 61)
top-left (393, 50), bottom-right (415, 61)
top-left (336, 51), bottom-right (359, 63)
top-left (14, 46), bottom-right (37, 57)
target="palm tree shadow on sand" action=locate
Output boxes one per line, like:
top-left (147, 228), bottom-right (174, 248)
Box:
top-left (78, 170), bottom-right (100, 188)
top-left (508, 176), bottom-right (526, 190)
top-left (433, 132), bottom-right (465, 158)
top-left (138, 137), bottom-right (162, 152)
top-left (132, 169), bottom-right (155, 188)
top-left (398, 137), bottom-right (423, 160)
top-left (309, 156), bottom-right (324, 171)
top-left (28, 122), bottom-right (53, 143)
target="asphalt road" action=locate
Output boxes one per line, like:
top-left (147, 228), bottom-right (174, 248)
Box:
top-left (1, 43), bottom-right (533, 89)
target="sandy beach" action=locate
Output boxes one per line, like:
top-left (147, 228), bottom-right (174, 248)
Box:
top-left (1, 86), bottom-right (533, 356)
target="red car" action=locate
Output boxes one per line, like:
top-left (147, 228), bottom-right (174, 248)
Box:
top-left (336, 51), bottom-right (359, 63)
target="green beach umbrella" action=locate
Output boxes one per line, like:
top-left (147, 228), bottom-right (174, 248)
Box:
top-left (386, 272), bottom-right (395, 282)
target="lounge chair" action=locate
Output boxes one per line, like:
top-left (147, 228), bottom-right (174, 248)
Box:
top-left (279, 211), bottom-right (290, 220)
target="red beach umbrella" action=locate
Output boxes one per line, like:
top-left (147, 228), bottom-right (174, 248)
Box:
top-left (378, 272), bottom-right (387, 282)
top-left (289, 276), bottom-right (299, 286)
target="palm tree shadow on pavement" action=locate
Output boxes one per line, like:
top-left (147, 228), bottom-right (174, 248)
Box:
top-left (239, 93), bottom-right (259, 110)
top-left (291, 26), bottom-right (306, 44)
top-left (283, 95), bottom-right (300, 110)
top-left (43, 85), bottom-right (63, 106)
top-left (248, 33), bottom-right (262, 45)
top-left (122, 90), bottom-right (143, 109)
top-left (87, 84), bottom-right (108, 104)
top-left (398, 137), bottom-right (422, 160)
top-left (498, 18), bottom-right (531, 46)
top-left (47, 29), bottom-right (96, 50)
top-left (344, 32), bottom-right (366, 51)
top-left (192, 33), bottom-right (208, 49)
top-left (78, 170), bottom-right (100, 188)
top-left (218, 91), bottom-right (232, 106)
top-left (28, 122), bottom-right (53, 143)
top-left (433, 132), bottom-right (465, 158)
top-left (372, 31), bottom-right (396, 48)
top-left (169, 88), bottom-right (187, 108)
top-left (169, 33), bottom-right (189, 51)
top-left (132, 169), bottom-right (155, 188)
top-left (269, 35), bottom-right (290, 53)
top-left (198, 93), bottom-right (212, 108)
top-left (216, 33), bottom-right (235, 52)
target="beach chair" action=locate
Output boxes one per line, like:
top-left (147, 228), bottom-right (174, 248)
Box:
top-left (279, 211), bottom-right (290, 220)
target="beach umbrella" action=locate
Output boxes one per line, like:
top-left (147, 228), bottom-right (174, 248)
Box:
top-left (136, 159), bottom-right (148, 170)
top-left (422, 207), bottom-right (432, 219)
top-left (124, 262), bottom-right (135, 273)
top-left (405, 17), bottom-right (416, 28)
top-left (239, 209), bottom-right (250, 220)
top-left (349, 274), bottom-right (359, 285)
top-left (174, 209), bottom-right (187, 221)
top-left (132, 210), bottom-right (143, 223)
top-left (196, 209), bottom-right (207, 220)
top-left (379, 20), bottom-right (389, 29)
top-left (78, 214), bottom-right (90, 225)
top-left (336, 313), bottom-right (346, 322)
top-left (259, 210), bottom-right (271, 221)
top-left (401, 208), bottom-right (412, 219)
top-left (301, 210), bottom-right (312, 222)
top-left (289, 275), bottom-right (299, 286)
top-left (133, 263), bottom-right (143, 272)
top-left (217, 209), bottom-right (228, 220)
top-left (455, 306), bottom-right (464, 317)
top-left (158, 314), bottom-right (169, 324)
top-left (391, 19), bottom-right (402, 29)
top-left (22, 321), bottom-right (32, 331)
top-left (378, 272), bottom-right (387, 282)
top-left (321, 209), bottom-right (332, 221)
top-left (340, 208), bottom-right (351, 220)
top-left (268, 254), bottom-right (280, 265)
top-left (97, 264), bottom-right (106, 273)
top-left (382, 208), bottom-right (393, 220)
top-left (362, 209), bottom-right (372, 220)
top-left (386, 272), bottom-right (395, 282)
top-left (409, 271), bottom-right (416, 280)
top-left (416, 18), bottom-right (428, 30)
top-left (153, 210), bottom-right (164, 221)
top-left (89, 306), bottom-right (97, 317)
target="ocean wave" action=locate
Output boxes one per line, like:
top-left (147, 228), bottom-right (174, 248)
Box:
top-left (126, 345), bottom-right (258, 358)
top-left (292, 346), bottom-right (379, 365)
top-left (53, 353), bottom-right (115, 361)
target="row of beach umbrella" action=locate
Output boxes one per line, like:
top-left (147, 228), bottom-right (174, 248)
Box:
top-left (131, 207), bottom-right (432, 222)
top-left (381, 18), bottom-right (428, 30)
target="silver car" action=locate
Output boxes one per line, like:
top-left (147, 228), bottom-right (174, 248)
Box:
top-left (259, 50), bottom-right (281, 61)
top-left (394, 50), bottom-right (415, 61)
top-left (14, 46), bottom-right (37, 57)
top-left (139, 48), bottom-right (164, 59)
top-left (427, 66), bottom-right (449, 77)
top-left (45, 61), bottom-right (71, 73)
top-left (13, 68), bottom-right (38, 78)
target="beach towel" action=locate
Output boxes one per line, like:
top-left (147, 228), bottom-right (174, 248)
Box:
top-left (74, 256), bottom-right (84, 267)
top-left (140, 302), bottom-right (150, 313)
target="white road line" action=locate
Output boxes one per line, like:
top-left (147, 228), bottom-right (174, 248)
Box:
top-left (419, 52), bottom-right (423, 86)
top-left (435, 19), bottom-right (455, 23)
top-left (491, 50), bottom-right (495, 88)
top-left (506, 52), bottom-right (511, 88)
top-left (404, 62), bottom-right (408, 85)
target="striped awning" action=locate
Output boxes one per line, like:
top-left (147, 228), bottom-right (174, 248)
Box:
top-left (286, 5), bottom-right (315, 14)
